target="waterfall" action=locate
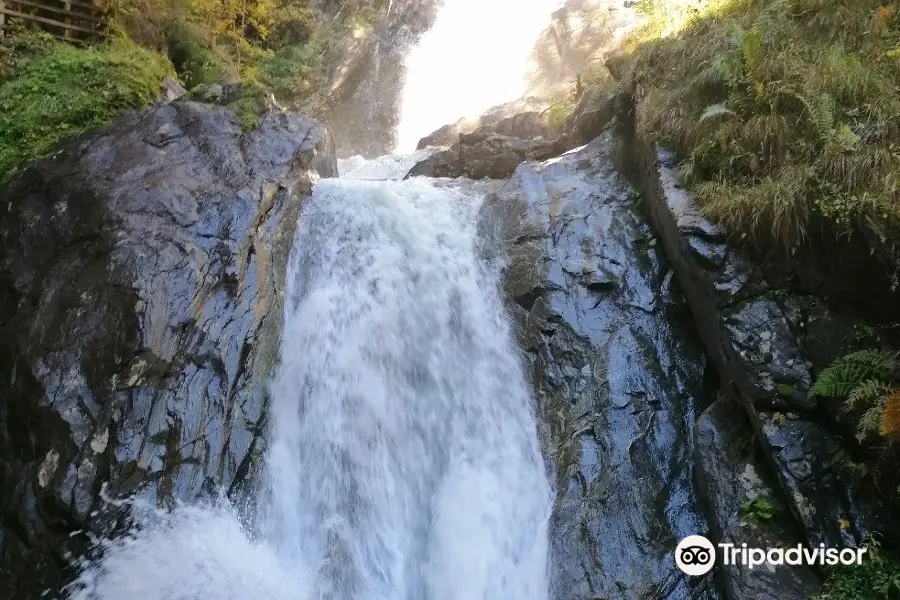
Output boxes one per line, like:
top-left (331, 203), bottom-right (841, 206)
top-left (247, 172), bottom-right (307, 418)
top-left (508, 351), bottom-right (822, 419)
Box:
top-left (395, 0), bottom-right (566, 151)
top-left (65, 153), bottom-right (552, 600)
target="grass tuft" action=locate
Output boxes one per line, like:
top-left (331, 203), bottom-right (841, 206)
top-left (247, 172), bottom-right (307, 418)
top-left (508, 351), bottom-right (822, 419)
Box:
top-left (0, 30), bottom-right (173, 181)
top-left (613, 0), bottom-right (900, 250)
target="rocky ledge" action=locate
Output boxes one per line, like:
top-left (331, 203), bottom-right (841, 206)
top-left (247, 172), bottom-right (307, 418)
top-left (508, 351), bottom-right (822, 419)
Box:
top-left (406, 91), bottom-right (617, 181)
top-left (612, 92), bottom-right (900, 597)
top-left (0, 101), bottom-right (336, 598)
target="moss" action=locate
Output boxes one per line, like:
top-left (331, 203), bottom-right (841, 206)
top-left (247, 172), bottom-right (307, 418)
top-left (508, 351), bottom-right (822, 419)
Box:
top-left (777, 383), bottom-right (794, 397)
top-left (166, 19), bottom-right (234, 88)
top-left (228, 94), bottom-right (266, 132)
top-left (223, 41), bottom-right (325, 128)
top-left (0, 25), bottom-right (56, 81)
top-left (617, 0), bottom-right (900, 250)
top-left (0, 32), bottom-right (174, 181)
top-left (546, 97), bottom-right (575, 132)
top-left (813, 536), bottom-right (900, 599)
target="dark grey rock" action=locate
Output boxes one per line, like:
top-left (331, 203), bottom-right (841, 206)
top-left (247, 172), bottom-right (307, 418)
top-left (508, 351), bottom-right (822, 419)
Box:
top-left (695, 399), bottom-right (820, 600)
top-left (414, 98), bottom-right (551, 150)
top-left (404, 146), bottom-right (460, 178)
top-left (759, 412), bottom-right (870, 547)
top-left (459, 131), bottom-right (564, 179)
top-left (193, 82), bottom-right (224, 103)
top-left (407, 132), bottom-right (566, 180)
top-left (484, 111), bottom-right (556, 140)
top-left (158, 77), bottom-right (188, 104)
top-left (722, 298), bottom-right (813, 411)
top-left (479, 133), bottom-right (720, 600)
top-left (415, 119), bottom-right (471, 149)
top-left (567, 90), bottom-right (617, 147)
top-left (0, 101), bottom-right (336, 599)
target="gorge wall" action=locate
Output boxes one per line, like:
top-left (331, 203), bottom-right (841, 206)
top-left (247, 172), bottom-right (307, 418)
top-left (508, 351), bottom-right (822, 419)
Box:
top-left (0, 101), bottom-right (336, 599)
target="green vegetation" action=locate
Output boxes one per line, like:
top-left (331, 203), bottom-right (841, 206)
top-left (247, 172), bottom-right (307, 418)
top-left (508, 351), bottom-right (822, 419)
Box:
top-left (0, 0), bottom-right (391, 176)
top-left (606, 0), bottom-right (900, 251)
top-left (814, 536), bottom-right (900, 600)
top-left (738, 496), bottom-right (776, 526)
top-left (544, 61), bottom-right (614, 133)
top-left (0, 29), bottom-right (173, 180)
top-left (810, 349), bottom-right (899, 442)
top-left (111, 0), bottom-right (332, 129)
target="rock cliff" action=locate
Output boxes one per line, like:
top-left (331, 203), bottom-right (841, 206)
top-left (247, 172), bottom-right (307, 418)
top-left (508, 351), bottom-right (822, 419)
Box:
top-left (0, 101), bottom-right (336, 599)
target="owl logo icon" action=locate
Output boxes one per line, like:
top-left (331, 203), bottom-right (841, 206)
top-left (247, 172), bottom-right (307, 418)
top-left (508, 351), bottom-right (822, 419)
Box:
top-left (675, 535), bottom-right (716, 576)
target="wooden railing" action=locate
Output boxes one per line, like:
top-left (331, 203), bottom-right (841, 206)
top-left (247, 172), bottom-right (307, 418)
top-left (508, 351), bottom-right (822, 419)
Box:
top-left (0, 0), bottom-right (107, 44)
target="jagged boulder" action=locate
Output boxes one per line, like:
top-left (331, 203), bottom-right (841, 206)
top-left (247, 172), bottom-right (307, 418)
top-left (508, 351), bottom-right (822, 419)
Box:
top-left (415, 118), bottom-right (478, 149)
top-left (567, 88), bottom-right (617, 147)
top-left (0, 101), bottom-right (336, 599)
top-left (407, 131), bottom-right (566, 180)
top-left (414, 98), bottom-right (552, 150)
top-left (405, 147), bottom-right (460, 178)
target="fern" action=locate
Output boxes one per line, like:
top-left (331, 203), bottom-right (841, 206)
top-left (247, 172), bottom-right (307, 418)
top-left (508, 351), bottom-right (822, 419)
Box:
top-left (859, 405), bottom-right (886, 442)
top-left (699, 103), bottom-right (734, 122)
top-left (740, 26), bottom-right (764, 76)
top-left (811, 92), bottom-right (836, 138)
top-left (810, 350), bottom-right (898, 399)
top-left (846, 379), bottom-right (894, 410)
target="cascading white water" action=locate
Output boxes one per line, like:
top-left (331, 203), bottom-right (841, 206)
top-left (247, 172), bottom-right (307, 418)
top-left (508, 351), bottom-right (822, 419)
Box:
top-left (395, 0), bottom-right (566, 151)
top-left (66, 153), bottom-right (552, 600)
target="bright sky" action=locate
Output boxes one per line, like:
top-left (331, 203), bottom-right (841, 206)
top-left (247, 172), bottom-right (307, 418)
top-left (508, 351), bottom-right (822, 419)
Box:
top-left (395, 0), bottom-right (566, 151)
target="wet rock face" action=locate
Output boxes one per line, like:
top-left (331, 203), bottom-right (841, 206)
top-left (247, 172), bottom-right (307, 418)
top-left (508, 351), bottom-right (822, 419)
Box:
top-left (695, 400), bottom-right (820, 600)
top-left (415, 107), bottom-right (555, 150)
top-left (407, 130), bottom-right (566, 179)
top-left (614, 105), bottom-right (899, 551)
top-left (0, 102), bottom-right (336, 599)
top-left (478, 134), bottom-right (719, 600)
top-left (567, 89), bottom-right (617, 148)
top-left (409, 92), bottom-right (617, 180)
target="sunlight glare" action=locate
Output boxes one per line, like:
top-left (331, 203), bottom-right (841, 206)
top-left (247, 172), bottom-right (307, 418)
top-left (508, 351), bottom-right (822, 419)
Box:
top-left (395, 0), bottom-right (566, 151)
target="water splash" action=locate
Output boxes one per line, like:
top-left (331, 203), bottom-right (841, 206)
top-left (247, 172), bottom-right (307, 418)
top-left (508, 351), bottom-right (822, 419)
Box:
top-left (395, 0), bottom-right (565, 151)
top-left (66, 159), bottom-right (552, 599)
top-left (338, 148), bottom-right (435, 180)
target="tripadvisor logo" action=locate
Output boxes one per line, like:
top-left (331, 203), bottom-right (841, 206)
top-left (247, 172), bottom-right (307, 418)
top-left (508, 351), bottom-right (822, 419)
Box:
top-left (675, 535), bottom-right (869, 576)
top-left (675, 535), bottom-right (716, 576)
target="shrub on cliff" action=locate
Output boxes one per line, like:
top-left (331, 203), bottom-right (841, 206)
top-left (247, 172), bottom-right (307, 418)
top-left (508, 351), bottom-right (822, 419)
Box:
top-left (611, 0), bottom-right (900, 253)
top-left (106, 0), bottom-right (378, 123)
top-left (814, 536), bottom-right (900, 599)
top-left (0, 29), bottom-right (173, 181)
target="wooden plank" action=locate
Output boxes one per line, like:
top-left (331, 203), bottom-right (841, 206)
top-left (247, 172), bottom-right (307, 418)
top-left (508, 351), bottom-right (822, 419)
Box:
top-left (5, 0), bottom-right (103, 22)
top-left (65, 0), bottom-right (103, 12)
top-left (63, 0), bottom-right (70, 38)
top-left (50, 31), bottom-right (91, 43)
top-left (11, 0), bottom-right (104, 14)
top-left (10, 0), bottom-right (103, 20)
top-left (0, 7), bottom-right (104, 34)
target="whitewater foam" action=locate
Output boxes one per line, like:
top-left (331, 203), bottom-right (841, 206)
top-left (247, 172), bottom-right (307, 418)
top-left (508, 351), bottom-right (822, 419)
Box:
top-left (66, 156), bottom-right (551, 600)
